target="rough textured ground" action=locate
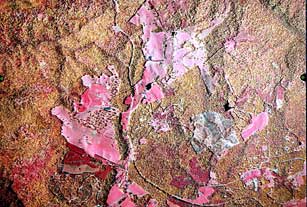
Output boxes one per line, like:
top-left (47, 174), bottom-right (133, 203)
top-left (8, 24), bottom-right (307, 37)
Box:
top-left (0, 0), bottom-right (306, 207)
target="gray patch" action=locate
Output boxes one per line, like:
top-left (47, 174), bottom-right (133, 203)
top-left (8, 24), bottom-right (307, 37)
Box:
top-left (190, 112), bottom-right (239, 155)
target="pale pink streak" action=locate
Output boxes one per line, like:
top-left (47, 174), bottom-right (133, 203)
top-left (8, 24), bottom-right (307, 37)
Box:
top-left (241, 112), bottom-right (269, 140)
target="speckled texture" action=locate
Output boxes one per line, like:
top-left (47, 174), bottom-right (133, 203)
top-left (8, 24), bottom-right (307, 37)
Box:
top-left (0, 0), bottom-right (305, 206)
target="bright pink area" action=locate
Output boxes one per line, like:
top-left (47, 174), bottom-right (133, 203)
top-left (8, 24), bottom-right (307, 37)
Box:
top-left (121, 111), bottom-right (131, 131)
top-left (145, 32), bottom-right (165, 60)
top-left (107, 185), bottom-right (126, 206)
top-left (129, 1), bottom-right (213, 84)
top-left (78, 84), bottom-right (111, 109)
top-left (186, 186), bottom-right (215, 205)
top-left (52, 68), bottom-right (121, 164)
top-left (241, 168), bottom-right (278, 189)
top-left (143, 84), bottom-right (165, 104)
top-left (52, 106), bottom-right (121, 163)
top-left (283, 198), bottom-right (306, 207)
top-left (241, 169), bottom-right (262, 184)
top-left (189, 157), bottom-right (210, 184)
top-left (120, 197), bottom-right (136, 207)
top-left (127, 182), bottom-right (148, 197)
top-left (143, 61), bottom-right (167, 83)
top-left (241, 112), bottom-right (269, 140)
top-left (130, 4), bottom-right (159, 48)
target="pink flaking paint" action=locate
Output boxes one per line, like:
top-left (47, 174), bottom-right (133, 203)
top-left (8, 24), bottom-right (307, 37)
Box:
top-left (107, 184), bottom-right (126, 206)
top-left (127, 182), bottom-right (148, 197)
top-left (241, 112), bottom-right (269, 140)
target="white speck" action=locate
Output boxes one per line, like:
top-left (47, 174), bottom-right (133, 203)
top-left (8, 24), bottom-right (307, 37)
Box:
top-left (272, 62), bottom-right (279, 69)
top-left (276, 98), bottom-right (283, 110)
top-left (253, 178), bottom-right (259, 191)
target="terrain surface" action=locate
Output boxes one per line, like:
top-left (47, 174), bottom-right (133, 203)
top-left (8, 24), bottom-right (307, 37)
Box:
top-left (0, 0), bottom-right (306, 206)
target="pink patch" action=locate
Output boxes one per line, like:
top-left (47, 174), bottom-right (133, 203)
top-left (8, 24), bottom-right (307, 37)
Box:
top-left (241, 112), bottom-right (269, 140)
top-left (143, 61), bottom-right (167, 83)
top-left (52, 67), bottom-right (121, 164)
top-left (52, 106), bottom-right (121, 163)
top-left (283, 198), bottom-right (306, 207)
top-left (143, 84), bottom-right (164, 104)
top-left (78, 84), bottom-right (111, 110)
top-left (241, 168), bottom-right (278, 189)
top-left (139, 138), bottom-right (147, 145)
top-left (120, 197), bottom-right (136, 207)
top-left (186, 186), bottom-right (215, 205)
top-left (241, 169), bottom-right (262, 184)
top-left (147, 199), bottom-right (158, 207)
top-left (127, 182), bottom-right (148, 197)
top-left (224, 31), bottom-right (255, 53)
top-left (262, 168), bottom-right (276, 188)
top-left (167, 200), bottom-right (181, 207)
top-left (236, 87), bottom-right (251, 107)
top-left (224, 39), bottom-right (236, 53)
top-left (145, 32), bottom-right (165, 60)
top-left (107, 185), bottom-right (126, 206)
top-left (189, 157), bottom-right (210, 184)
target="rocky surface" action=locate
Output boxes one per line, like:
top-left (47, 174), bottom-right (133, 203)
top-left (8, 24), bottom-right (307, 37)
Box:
top-left (0, 0), bottom-right (305, 206)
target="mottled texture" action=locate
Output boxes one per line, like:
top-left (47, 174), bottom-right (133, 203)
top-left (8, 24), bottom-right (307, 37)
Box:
top-left (0, 0), bottom-right (305, 206)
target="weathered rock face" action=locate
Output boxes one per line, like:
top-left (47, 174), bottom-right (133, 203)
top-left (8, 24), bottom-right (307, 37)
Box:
top-left (0, 0), bottom-right (305, 206)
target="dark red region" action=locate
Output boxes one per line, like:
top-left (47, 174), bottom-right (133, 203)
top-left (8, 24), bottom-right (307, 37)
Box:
top-left (170, 175), bottom-right (193, 189)
top-left (189, 157), bottom-right (210, 184)
top-left (65, 142), bottom-right (113, 179)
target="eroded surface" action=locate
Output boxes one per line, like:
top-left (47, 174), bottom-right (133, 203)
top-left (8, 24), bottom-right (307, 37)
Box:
top-left (0, 0), bottom-right (306, 206)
